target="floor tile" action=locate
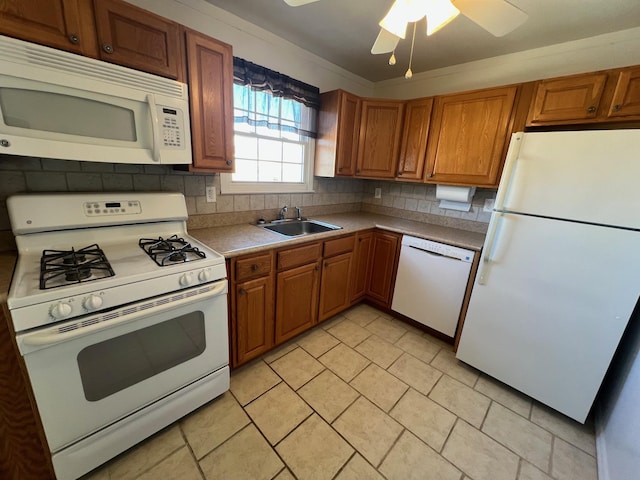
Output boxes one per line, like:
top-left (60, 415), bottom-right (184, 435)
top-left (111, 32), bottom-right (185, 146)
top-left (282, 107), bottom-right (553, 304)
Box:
top-left (270, 347), bottom-right (325, 389)
top-left (379, 430), bottom-right (461, 480)
top-left (519, 461), bottom-right (553, 480)
top-left (230, 360), bottom-right (281, 406)
top-left (355, 335), bottom-right (403, 368)
top-left (298, 369), bottom-right (359, 423)
top-left (342, 304), bottom-right (380, 327)
top-left (551, 437), bottom-right (598, 480)
top-left (180, 391), bottom-right (250, 459)
top-left (474, 375), bottom-right (532, 418)
top-left (482, 403), bottom-right (552, 472)
top-left (442, 420), bottom-right (520, 480)
top-left (199, 424), bottom-right (284, 480)
top-left (530, 404), bottom-right (596, 456)
top-left (390, 388), bottom-right (456, 452)
top-left (327, 319), bottom-right (372, 347)
top-left (276, 414), bottom-right (354, 480)
top-left (319, 343), bottom-right (370, 382)
top-left (245, 382), bottom-right (312, 445)
top-left (137, 446), bottom-right (201, 480)
top-left (333, 396), bottom-right (403, 467)
top-left (263, 339), bottom-right (299, 364)
top-left (394, 331), bottom-right (442, 363)
top-left (388, 352), bottom-right (442, 396)
top-left (429, 375), bottom-right (490, 428)
top-left (297, 328), bottom-right (340, 357)
top-left (273, 469), bottom-right (296, 480)
top-left (431, 349), bottom-right (479, 387)
top-left (350, 363), bottom-right (408, 411)
top-left (364, 317), bottom-right (407, 343)
top-left (334, 454), bottom-right (384, 480)
top-left (320, 314), bottom-right (346, 330)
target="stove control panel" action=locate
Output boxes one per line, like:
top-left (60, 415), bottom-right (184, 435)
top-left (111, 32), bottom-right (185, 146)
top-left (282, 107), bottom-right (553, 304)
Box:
top-left (84, 201), bottom-right (142, 216)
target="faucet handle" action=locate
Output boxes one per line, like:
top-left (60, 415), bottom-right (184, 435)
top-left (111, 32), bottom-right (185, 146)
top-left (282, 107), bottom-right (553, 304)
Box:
top-left (295, 206), bottom-right (302, 220)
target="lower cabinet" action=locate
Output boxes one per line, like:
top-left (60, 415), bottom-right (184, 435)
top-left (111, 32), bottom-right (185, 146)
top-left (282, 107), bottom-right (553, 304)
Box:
top-left (275, 261), bottom-right (320, 344)
top-left (235, 275), bottom-right (274, 365)
top-left (318, 235), bottom-right (356, 322)
top-left (350, 230), bottom-right (373, 302)
top-left (366, 231), bottom-right (401, 307)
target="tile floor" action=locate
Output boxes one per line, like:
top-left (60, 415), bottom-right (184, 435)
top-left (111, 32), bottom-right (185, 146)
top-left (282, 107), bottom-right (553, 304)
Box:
top-left (83, 304), bottom-right (598, 480)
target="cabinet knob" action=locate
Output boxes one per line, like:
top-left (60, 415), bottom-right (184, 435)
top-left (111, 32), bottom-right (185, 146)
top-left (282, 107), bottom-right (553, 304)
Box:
top-left (68, 34), bottom-right (80, 45)
top-left (0, 139), bottom-right (10, 147)
top-left (226, 159), bottom-right (233, 166)
top-left (103, 44), bottom-right (114, 54)
top-left (356, 168), bottom-right (361, 174)
top-left (324, 262), bottom-right (328, 268)
top-left (427, 172), bottom-right (433, 178)
top-left (587, 105), bottom-right (596, 113)
top-left (315, 265), bottom-right (320, 271)
top-left (251, 264), bottom-right (259, 272)
top-left (239, 288), bottom-right (247, 295)
top-left (397, 171), bottom-right (402, 176)
top-left (613, 104), bottom-right (622, 112)
top-left (338, 167), bottom-right (343, 172)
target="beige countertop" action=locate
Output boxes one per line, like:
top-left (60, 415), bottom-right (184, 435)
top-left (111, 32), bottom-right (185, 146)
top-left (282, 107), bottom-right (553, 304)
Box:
top-left (0, 251), bottom-right (16, 302)
top-left (190, 212), bottom-right (486, 258)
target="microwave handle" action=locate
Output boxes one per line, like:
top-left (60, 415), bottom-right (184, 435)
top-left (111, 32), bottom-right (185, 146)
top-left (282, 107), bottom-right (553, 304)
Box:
top-left (146, 94), bottom-right (161, 163)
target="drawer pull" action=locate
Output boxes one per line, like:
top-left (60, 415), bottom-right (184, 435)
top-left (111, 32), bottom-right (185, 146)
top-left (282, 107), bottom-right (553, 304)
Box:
top-left (251, 264), bottom-right (259, 272)
top-left (239, 288), bottom-right (247, 295)
top-left (68, 34), bottom-right (80, 45)
top-left (587, 105), bottom-right (596, 113)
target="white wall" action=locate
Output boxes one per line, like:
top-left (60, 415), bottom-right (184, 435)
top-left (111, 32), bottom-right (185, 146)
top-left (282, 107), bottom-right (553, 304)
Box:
top-left (126, 0), bottom-right (375, 96)
top-left (374, 27), bottom-right (640, 98)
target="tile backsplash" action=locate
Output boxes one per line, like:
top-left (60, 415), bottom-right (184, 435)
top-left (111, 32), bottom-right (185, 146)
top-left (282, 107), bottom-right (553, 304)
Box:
top-left (0, 154), bottom-right (493, 250)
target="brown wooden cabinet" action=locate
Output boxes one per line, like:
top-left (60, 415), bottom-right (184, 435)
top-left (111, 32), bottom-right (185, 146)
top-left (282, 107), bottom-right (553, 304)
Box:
top-left (365, 230), bottom-right (401, 307)
top-left (356, 99), bottom-right (405, 178)
top-left (184, 29), bottom-right (235, 172)
top-left (397, 97), bottom-right (434, 181)
top-left (231, 252), bottom-right (275, 366)
top-left (607, 66), bottom-right (640, 119)
top-left (350, 230), bottom-right (373, 303)
top-left (315, 90), bottom-right (361, 177)
top-left (318, 235), bottom-right (355, 321)
top-left (425, 86), bottom-right (518, 187)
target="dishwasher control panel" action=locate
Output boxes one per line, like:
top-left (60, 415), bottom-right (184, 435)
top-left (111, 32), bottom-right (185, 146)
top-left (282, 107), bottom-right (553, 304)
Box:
top-left (401, 235), bottom-right (474, 262)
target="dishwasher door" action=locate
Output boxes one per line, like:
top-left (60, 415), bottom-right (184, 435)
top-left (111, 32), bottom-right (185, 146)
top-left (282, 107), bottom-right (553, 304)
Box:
top-left (391, 236), bottom-right (474, 337)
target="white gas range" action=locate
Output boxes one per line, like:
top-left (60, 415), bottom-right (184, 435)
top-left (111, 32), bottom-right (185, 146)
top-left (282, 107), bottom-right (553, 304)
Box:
top-left (7, 192), bottom-right (229, 480)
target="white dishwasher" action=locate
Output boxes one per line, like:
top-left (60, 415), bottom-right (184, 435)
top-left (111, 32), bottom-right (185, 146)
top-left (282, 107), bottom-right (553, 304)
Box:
top-left (391, 235), bottom-right (474, 337)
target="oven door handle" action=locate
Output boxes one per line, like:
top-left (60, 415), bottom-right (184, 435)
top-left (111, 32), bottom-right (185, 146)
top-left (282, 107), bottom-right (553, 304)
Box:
top-left (20, 281), bottom-right (227, 350)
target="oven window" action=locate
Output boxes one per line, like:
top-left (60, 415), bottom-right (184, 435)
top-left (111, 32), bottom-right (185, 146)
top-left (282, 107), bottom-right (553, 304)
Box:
top-left (77, 312), bottom-right (206, 401)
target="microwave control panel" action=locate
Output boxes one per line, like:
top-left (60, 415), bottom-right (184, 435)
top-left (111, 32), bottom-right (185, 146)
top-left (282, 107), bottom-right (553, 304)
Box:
top-left (159, 106), bottom-right (185, 149)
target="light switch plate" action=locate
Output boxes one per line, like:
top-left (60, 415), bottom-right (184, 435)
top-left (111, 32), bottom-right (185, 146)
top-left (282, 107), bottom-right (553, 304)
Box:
top-left (374, 188), bottom-right (382, 199)
top-left (206, 186), bottom-right (216, 203)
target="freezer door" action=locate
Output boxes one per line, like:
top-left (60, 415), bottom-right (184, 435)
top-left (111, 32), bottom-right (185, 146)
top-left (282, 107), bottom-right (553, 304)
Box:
top-left (457, 212), bottom-right (640, 422)
top-left (499, 130), bottom-right (640, 229)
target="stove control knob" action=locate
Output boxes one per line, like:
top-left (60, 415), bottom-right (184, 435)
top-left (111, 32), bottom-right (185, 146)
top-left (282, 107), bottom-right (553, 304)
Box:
top-left (179, 273), bottom-right (194, 287)
top-left (83, 294), bottom-right (103, 311)
top-left (50, 302), bottom-right (72, 319)
top-left (198, 270), bottom-right (211, 282)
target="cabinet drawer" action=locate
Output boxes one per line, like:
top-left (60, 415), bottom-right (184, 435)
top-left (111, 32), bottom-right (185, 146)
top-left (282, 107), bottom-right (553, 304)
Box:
top-left (235, 253), bottom-right (272, 281)
top-left (277, 242), bottom-right (321, 270)
top-left (323, 235), bottom-right (355, 257)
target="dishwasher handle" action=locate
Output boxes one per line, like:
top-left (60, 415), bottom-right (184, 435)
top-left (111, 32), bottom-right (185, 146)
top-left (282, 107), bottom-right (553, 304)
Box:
top-left (407, 244), bottom-right (467, 262)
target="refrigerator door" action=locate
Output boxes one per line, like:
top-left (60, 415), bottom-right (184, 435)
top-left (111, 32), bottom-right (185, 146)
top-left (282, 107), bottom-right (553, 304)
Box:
top-left (456, 211), bottom-right (640, 422)
top-left (499, 130), bottom-right (640, 229)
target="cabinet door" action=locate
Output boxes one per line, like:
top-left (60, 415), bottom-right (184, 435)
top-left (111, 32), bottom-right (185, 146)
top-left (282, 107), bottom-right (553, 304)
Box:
top-left (235, 276), bottom-right (274, 366)
top-left (366, 231), bottom-right (400, 307)
top-left (93, 0), bottom-right (181, 79)
top-left (185, 29), bottom-right (235, 171)
top-left (397, 97), bottom-right (433, 181)
top-left (0, 0), bottom-right (93, 55)
top-left (527, 73), bottom-right (607, 124)
top-left (425, 86), bottom-right (517, 187)
top-left (318, 252), bottom-right (353, 322)
top-left (275, 262), bottom-right (320, 344)
top-left (336, 92), bottom-right (361, 176)
top-left (350, 231), bottom-right (373, 302)
top-left (356, 100), bottom-right (404, 178)
top-left (607, 66), bottom-right (640, 118)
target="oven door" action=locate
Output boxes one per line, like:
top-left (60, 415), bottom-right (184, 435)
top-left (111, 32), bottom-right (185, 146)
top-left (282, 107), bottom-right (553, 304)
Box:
top-left (17, 280), bottom-right (228, 452)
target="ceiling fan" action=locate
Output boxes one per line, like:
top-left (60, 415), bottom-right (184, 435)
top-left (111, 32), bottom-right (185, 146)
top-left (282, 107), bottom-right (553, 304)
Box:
top-left (282, 0), bottom-right (529, 67)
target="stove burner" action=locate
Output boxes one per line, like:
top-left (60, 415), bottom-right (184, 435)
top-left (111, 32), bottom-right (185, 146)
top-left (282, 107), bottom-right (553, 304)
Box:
top-left (40, 244), bottom-right (114, 290)
top-left (139, 235), bottom-right (206, 267)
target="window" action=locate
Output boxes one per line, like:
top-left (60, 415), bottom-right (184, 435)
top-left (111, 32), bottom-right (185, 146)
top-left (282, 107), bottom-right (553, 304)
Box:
top-left (221, 59), bottom-right (320, 194)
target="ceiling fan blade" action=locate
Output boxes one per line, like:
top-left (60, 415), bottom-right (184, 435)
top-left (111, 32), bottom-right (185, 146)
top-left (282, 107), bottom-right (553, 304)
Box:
top-left (283, 0), bottom-right (320, 6)
top-left (371, 28), bottom-right (401, 54)
top-left (452, 0), bottom-right (528, 37)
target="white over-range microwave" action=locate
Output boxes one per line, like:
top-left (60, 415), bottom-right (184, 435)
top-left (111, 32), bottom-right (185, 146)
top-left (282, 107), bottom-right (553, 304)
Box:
top-left (0, 35), bottom-right (192, 165)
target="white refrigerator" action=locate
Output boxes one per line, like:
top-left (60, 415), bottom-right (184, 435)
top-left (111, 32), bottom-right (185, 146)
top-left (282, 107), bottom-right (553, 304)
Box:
top-left (456, 129), bottom-right (640, 423)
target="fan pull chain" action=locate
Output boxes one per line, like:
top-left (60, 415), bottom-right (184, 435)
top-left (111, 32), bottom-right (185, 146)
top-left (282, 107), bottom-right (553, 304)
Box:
top-left (388, 50), bottom-right (396, 65)
top-left (405, 23), bottom-right (417, 79)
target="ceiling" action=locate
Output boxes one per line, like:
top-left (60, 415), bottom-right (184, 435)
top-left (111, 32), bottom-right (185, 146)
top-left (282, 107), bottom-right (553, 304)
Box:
top-left (203, 0), bottom-right (640, 82)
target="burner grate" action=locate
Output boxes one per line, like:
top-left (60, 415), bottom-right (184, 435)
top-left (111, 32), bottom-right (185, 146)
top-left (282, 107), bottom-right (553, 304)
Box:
top-left (40, 244), bottom-right (115, 290)
top-left (139, 235), bottom-right (206, 267)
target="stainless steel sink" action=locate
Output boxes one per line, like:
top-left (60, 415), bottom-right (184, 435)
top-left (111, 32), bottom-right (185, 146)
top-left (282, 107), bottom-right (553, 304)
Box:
top-left (258, 219), bottom-right (342, 236)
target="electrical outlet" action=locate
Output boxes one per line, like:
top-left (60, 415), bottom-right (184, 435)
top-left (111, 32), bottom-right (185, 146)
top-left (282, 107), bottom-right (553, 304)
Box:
top-left (206, 186), bottom-right (216, 203)
top-left (374, 188), bottom-right (382, 199)
top-left (483, 198), bottom-right (495, 212)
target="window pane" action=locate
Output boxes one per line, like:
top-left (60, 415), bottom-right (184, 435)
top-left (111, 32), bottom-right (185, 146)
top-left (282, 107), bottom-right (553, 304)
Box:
top-left (258, 161), bottom-right (282, 182)
top-left (259, 138), bottom-right (283, 162)
top-left (283, 142), bottom-right (303, 164)
top-left (281, 130), bottom-right (301, 141)
top-left (233, 159), bottom-right (258, 181)
top-left (283, 163), bottom-right (303, 183)
top-left (235, 135), bottom-right (257, 159)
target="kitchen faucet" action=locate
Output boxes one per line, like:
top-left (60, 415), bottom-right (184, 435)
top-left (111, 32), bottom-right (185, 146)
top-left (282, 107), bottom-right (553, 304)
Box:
top-left (295, 206), bottom-right (302, 220)
top-left (278, 205), bottom-right (288, 220)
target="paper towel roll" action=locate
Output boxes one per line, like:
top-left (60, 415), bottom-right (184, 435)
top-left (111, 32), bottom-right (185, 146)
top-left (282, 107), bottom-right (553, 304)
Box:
top-left (435, 185), bottom-right (476, 202)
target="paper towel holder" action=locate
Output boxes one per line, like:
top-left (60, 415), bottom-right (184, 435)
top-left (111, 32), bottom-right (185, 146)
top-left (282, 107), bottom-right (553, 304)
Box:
top-left (435, 185), bottom-right (476, 203)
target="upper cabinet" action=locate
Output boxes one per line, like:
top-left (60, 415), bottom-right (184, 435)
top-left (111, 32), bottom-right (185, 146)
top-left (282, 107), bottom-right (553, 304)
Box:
top-left (0, 0), bottom-right (96, 56)
top-left (425, 86), bottom-right (518, 187)
top-left (607, 66), bottom-right (640, 119)
top-left (315, 90), bottom-right (361, 177)
top-left (397, 97), bottom-right (434, 181)
top-left (92, 0), bottom-right (182, 79)
top-left (184, 29), bottom-right (235, 172)
top-left (356, 99), bottom-right (404, 178)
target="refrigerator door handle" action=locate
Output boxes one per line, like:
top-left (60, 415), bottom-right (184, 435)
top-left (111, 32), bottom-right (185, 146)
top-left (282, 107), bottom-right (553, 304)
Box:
top-left (478, 212), bottom-right (504, 285)
top-left (494, 132), bottom-right (524, 211)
